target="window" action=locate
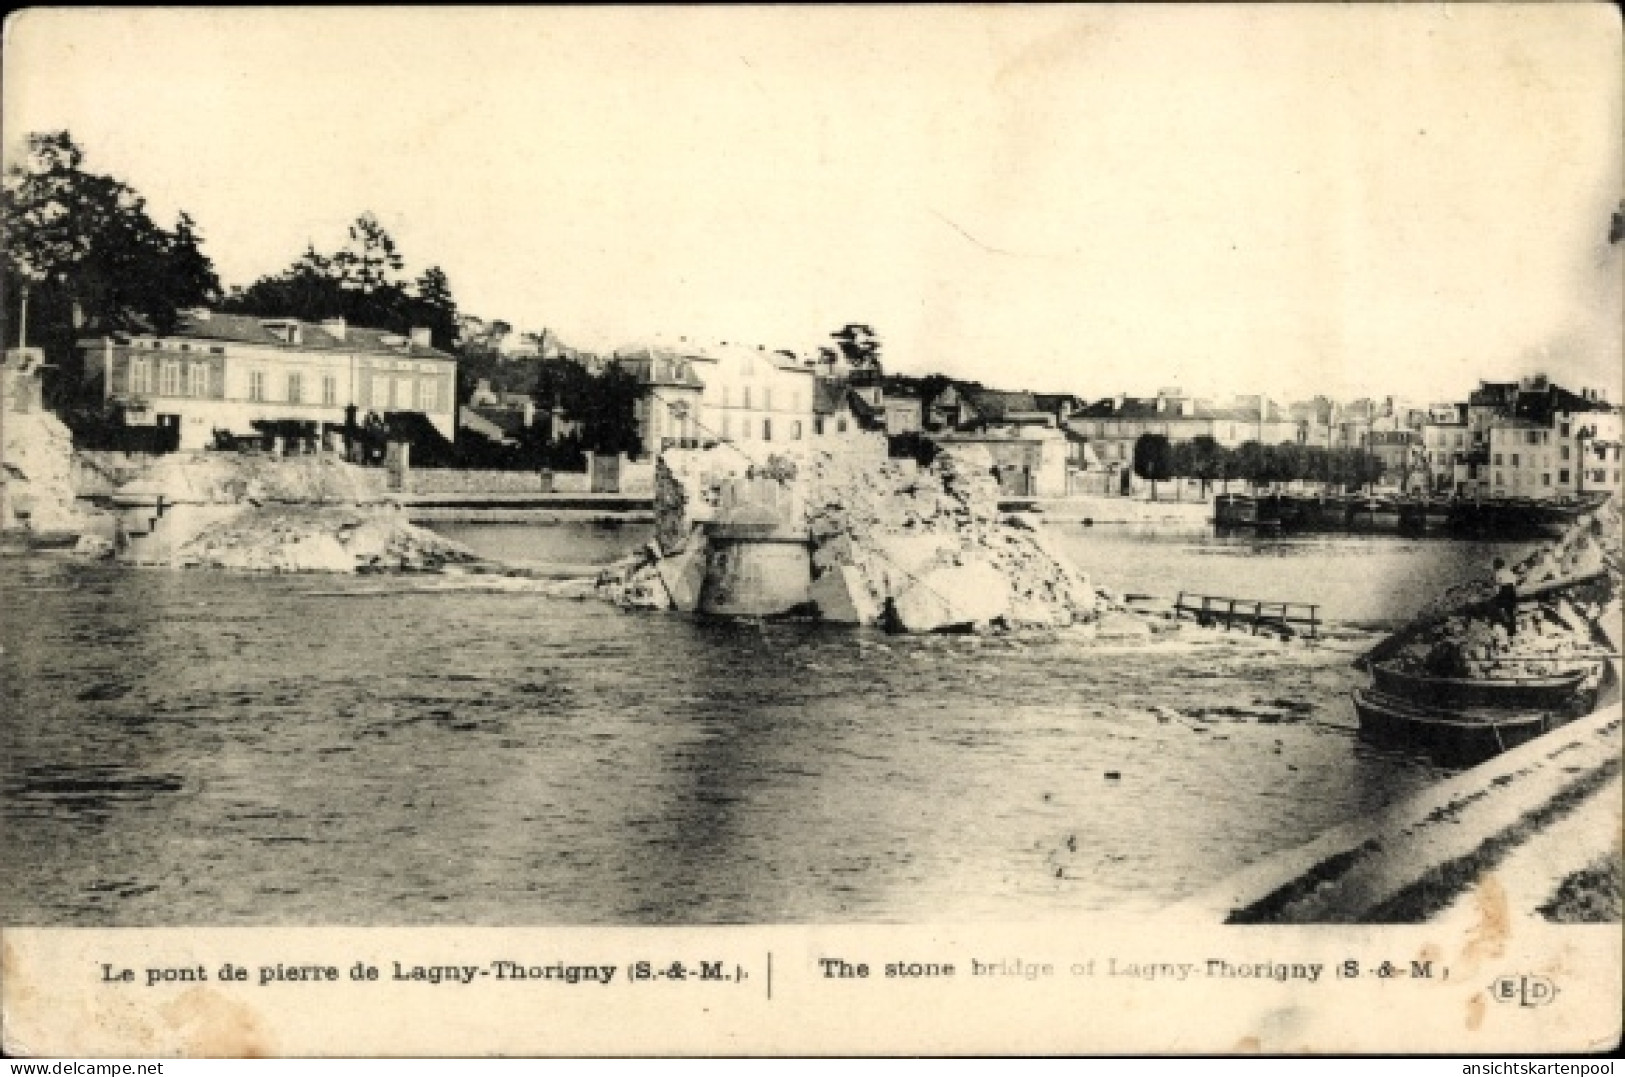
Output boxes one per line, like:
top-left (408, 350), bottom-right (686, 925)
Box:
top-left (1559, 469), bottom-right (1570, 484)
top-left (287, 372), bottom-right (303, 404)
top-left (1493, 453), bottom-right (1502, 466)
top-left (762, 418), bottom-right (772, 441)
top-left (764, 388), bottom-right (772, 412)
top-left (188, 364), bottom-right (208, 398)
top-left (395, 378), bottom-right (413, 410)
top-left (371, 377), bottom-right (389, 409)
top-left (814, 417), bottom-right (825, 436)
top-left (420, 379), bottom-right (437, 413)
top-left (322, 375), bottom-right (337, 407)
top-left (160, 362), bottom-right (181, 397)
top-left (791, 420), bottom-right (802, 440)
top-left (209, 346), bottom-right (225, 355)
top-left (1495, 471), bottom-right (1503, 486)
top-left (836, 418), bottom-right (848, 433)
top-left (130, 357), bottom-right (150, 395)
top-left (743, 386), bottom-right (752, 409)
top-left (1561, 445), bottom-right (1570, 460)
top-left (721, 415), bottom-right (732, 438)
top-left (1510, 454), bottom-right (1519, 467)
top-left (1541, 474), bottom-right (1550, 486)
top-left (248, 370), bottom-right (266, 402)
top-left (1560, 422), bottom-right (1571, 437)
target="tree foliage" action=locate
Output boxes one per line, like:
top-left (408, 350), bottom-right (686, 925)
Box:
top-left (220, 212), bottom-right (459, 351)
top-left (3, 131), bottom-right (223, 404)
top-left (1141, 437), bottom-right (1388, 493)
top-left (830, 323), bottom-right (882, 371)
top-left (1132, 433), bottom-right (1174, 499)
top-left (530, 357), bottom-right (644, 457)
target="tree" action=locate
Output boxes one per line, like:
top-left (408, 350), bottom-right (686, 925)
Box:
top-left (530, 357), bottom-right (644, 458)
top-left (3, 131), bottom-right (222, 404)
top-left (221, 212), bottom-right (447, 339)
top-left (1187, 435), bottom-right (1224, 497)
top-left (408, 266), bottom-right (459, 352)
top-left (830, 323), bottom-right (882, 372)
top-left (1232, 441), bottom-right (1268, 490)
top-left (1132, 433), bottom-right (1173, 500)
top-left (332, 211), bottom-right (404, 294)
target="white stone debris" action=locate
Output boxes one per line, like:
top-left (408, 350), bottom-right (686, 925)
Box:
top-left (608, 442), bottom-right (1102, 632)
top-left (3, 408), bottom-right (106, 535)
top-left (106, 454), bottom-right (480, 574)
top-left (1392, 495), bottom-right (1621, 683)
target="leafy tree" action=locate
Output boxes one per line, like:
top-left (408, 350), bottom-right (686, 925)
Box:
top-left (408, 266), bottom-right (459, 352)
top-left (1132, 433), bottom-right (1173, 500)
top-left (3, 131), bottom-right (222, 405)
top-left (1232, 441), bottom-right (1268, 490)
top-left (332, 211), bottom-right (404, 294)
top-left (1188, 435), bottom-right (1225, 497)
top-left (530, 357), bottom-right (644, 458)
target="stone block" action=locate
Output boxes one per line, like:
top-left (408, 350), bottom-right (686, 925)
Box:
top-left (810, 564), bottom-right (881, 625)
top-left (657, 528), bottom-right (710, 613)
top-left (892, 558), bottom-right (1011, 632)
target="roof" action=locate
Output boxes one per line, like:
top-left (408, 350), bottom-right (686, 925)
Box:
top-left (460, 408), bottom-right (518, 445)
top-left (612, 350), bottom-right (705, 389)
top-left (1073, 396), bottom-right (1285, 423)
top-left (965, 389), bottom-right (1038, 421)
top-left (1513, 384), bottom-right (1612, 425)
top-left (1033, 393), bottom-right (1085, 413)
top-left (112, 311), bottom-right (457, 362)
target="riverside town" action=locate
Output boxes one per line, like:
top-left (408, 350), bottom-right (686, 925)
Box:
top-left (3, 16), bottom-right (1623, 959)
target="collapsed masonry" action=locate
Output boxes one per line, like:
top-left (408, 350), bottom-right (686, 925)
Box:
top-left (107, 454), bottom-right (479, 573)
top-left (599, 443), bottom-right (1103, 632)
top-left (2, 408), bottom-right (104, 535)
top-left (1389, 494), bottom-right (1621, 682)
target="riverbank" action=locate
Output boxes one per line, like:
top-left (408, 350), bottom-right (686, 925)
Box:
top-left (1166, 702), bottom-right (1622, 923)
top-left (1036, 495), bottom-right (1213, 526)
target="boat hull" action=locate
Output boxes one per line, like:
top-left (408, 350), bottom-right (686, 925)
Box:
top-left (1369, 661), bottom-right (1592, 710)
top-left (1351, 688), bottom-right (1558, 768)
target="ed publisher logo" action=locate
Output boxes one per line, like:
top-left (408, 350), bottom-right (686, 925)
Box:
top-left (1490, 974), bottom-right (1558, 1007)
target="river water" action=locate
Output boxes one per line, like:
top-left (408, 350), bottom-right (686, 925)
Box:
top-left (0, 522), bottom-right (1533, 926)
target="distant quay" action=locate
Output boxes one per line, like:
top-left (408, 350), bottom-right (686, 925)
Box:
top-left (399, 491), bottom-right (653, 525)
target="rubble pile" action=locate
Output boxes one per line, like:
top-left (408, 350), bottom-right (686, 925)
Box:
top-left (176, 504), bottom-right (479, 574)
top-left (108, 452), bottom-right (477, 574)
top-left (1392, 496), bottom-right (1620, 682)
top-left (2, 409), bottom-right (102, 534)
top-left (116, 452), bottom-right (388, 507)
top-left (612, 443), bottom-right (1101, 632)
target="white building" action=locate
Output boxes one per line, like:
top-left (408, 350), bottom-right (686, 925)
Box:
top-left (81, 311), bottom-right (457, 450)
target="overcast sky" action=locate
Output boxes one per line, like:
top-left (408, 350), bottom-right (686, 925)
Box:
top-left (6, 6), bottom-right (1621, 404)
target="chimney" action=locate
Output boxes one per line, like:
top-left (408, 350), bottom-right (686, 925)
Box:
top-left (1114, 393), bottom-right (1125, 412)
top-left (410, 327), bottom-right (433, 349)
top-left (322, 317), bottom-right (346, 341)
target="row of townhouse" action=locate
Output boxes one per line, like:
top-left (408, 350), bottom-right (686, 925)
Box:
top-left (1419, 376), bottom-right (1621, 501)
top-left (1065, 388), bottom-right (1302, 471)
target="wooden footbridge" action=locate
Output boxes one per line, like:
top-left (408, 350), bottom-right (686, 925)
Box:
top-left (1174, 592), bottom-right (1321, 639)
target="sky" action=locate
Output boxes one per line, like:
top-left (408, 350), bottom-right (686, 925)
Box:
top-left (5, 6), bottom-right (1621, 405)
